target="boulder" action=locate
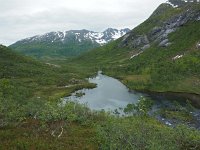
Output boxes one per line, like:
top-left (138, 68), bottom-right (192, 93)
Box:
top-left (159, 39), bottom-right (172, 47)
top-left (197, 42), bottom-right (200, 49)
top-left (165, 28), bottom-right (175, 35)
top-left (122, 33), bottom-right (130, 42)
top-left (129, 35), bottom-right (149, 48)
top-left (150, 27), bottom-right (162, 36)
top-left (140, 44), bottom-right (150, 50)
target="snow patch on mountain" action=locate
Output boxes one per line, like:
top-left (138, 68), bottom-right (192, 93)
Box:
top-left (95, 39), bottom-right (107, 44)
top-left (17, 28), bottom-right (130, 46)
top-left (166, 0), bottom-right (200, 8)
top-left (130, 52), bottom-right (143, 59)
top-left (172, 54), bottom-right (184, 60)
top-left (166, 1), bottom-right (179, 8)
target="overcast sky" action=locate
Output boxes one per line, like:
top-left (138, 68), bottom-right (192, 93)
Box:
top-left (0, 0), bottom-right (166, 46)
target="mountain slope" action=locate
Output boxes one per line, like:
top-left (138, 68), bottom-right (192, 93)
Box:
top-left (0, 44), bottom-right (70, 90)
top-left (74, 0), bottom-right (200, 94)
top-left (0, 45), bottom-right (50, 78)
top-left (9, 28), bottom-right (130, 58)
top-left (0, 44), bottom-right (98, 99)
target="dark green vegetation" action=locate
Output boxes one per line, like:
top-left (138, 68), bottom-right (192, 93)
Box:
top-left (1, 1), bottom-right (200, 149)
top-left (10, 38), bottom-right (99, 58)
top-left (0, 45), bottom-right (98, 149)
top-left (1, 43), bottom-right (200, 149)
top-left (74, 2), bottom-right (200, 97)
top-left (97, 116), bottom-right (200, 150)
top-left (1, 77), bottom-right (200, 150)
top-left (97, 99), bottom-right (200, 149)
top-left (0, 45), bottom-right (97, 100)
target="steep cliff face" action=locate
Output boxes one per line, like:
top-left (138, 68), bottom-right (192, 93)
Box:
top-left (120, 0), bottom-right (200, 50)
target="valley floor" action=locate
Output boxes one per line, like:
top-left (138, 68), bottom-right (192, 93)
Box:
top-left (1, 56), bottom-right (200, 150)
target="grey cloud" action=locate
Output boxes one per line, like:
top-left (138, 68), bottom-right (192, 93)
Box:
top-left (0, 0), bottom-right (166, 45)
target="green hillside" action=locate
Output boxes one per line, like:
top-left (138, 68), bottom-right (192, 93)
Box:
top-left (0, 44), bottom-right (96, 101)
top-left (0, 45), bottom-right (56, 79)
top-left (0, 45), bottom-right (98, 149)
top-left (1, 1), bottom-right (200, 149)
top-left (9, 29), bottom-right (130, 58)
top-left (74, 2), bottom-right (200, 95)
top-left (10, 39), bottom-right (99, 58)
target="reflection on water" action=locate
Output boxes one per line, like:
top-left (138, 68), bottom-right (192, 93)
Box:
top-left (64, 72), bottom-right (200, 128)
top-left (65, 72), bottom-right (144, 111)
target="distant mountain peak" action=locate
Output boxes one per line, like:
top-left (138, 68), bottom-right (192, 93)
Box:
top-left (166, 0), bottom-right (200, 8)
top-left (16, 28), bottom-right (130, 46)
top-left (10, 28), bottom-right (130, 57)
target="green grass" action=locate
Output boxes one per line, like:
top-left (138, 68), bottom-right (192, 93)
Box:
top-left (71, 20), bottom-right (200, 95)
top-left (1, 2), bottom-right (200, 149)
top-left (10, 38), bottom-right (100, 58)
top-left (0, 45), bottom-right (98, 101)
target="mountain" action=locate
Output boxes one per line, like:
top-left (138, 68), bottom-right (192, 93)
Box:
top-left (74, 0), bottom-right (200, 94)
top-left (9, 28), bottom-right (130, 58)
top-left (0, 44), bottom-right (47, 78)
top-left (1, 1), bottom-right (200, 149)
top-left (0, 44), bottom-right (70, 85)
top-left (2, 43), bottom-right (200, 150)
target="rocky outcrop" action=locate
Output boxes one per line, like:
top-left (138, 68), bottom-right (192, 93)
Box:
top-left (168, 0), bottom-right (200, 8)
top-left (130, 35), bottom-right (149, 48)
top-left (197, 42), bottom-right (200, 49)
top-left (141, 44), bottom-right (151, 50)
top-left (120, 1), bottom-right (200, 51)
top-left (150, 7), bottom-right (200, 47)
top-left (120, 34), bottom-right (150, 50)
top-left (150, 27), bottom-right (175, 47)
top-left (159, 39), bottom-right (172, 47)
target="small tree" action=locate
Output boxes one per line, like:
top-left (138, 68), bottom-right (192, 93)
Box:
top-left (124, 103), bottom-right (136, 115)
top-left (124, 97), bottom-right (153, 116)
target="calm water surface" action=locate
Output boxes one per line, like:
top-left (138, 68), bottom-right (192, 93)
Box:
top-left (65, 72), bottom-right (144, 111)
top-left (64, 72), bottom-right (200, 128)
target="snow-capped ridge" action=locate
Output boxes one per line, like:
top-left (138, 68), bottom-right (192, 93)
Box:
top-left (166, 1), bottom-right (179, 8)
top-left (166, 0), bottom-right (200, 8)
top-left (16, 28), bottom-right (130, 45)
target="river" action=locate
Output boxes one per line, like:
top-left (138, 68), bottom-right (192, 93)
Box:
top-left (64, 71), bottom-right (200, 129)
top-left (65, 71), bottom-right (144, 111)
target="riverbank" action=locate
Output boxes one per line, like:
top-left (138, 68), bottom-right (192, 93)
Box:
top-left (64, 72), bottom-right (143, 111)
top-left (1, 68), bottom-right (200, 149)
top-left (100, 69), bottom-right (200, 108)
top-left (62, 71), bottom-right (200, 130)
